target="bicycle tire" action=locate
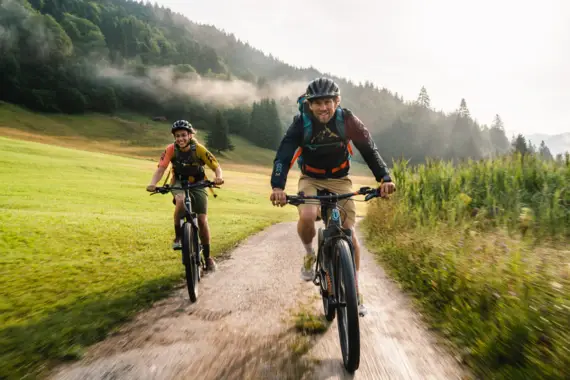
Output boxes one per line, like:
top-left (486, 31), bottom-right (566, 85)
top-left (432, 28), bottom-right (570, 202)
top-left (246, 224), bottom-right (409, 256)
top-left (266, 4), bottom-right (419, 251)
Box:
top-left (334, 239), bottom-right (360, 373)
top-left (193, 226), bottom-right (202, 283)
top-left (182, 222), bottom-right (199, 302)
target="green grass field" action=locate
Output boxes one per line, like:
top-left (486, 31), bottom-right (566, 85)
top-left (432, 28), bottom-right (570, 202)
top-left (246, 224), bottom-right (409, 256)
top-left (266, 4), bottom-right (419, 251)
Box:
top-left (0, 135), bottom-right (299, 379)
top-left (0, 101), bottom-right (372, 175)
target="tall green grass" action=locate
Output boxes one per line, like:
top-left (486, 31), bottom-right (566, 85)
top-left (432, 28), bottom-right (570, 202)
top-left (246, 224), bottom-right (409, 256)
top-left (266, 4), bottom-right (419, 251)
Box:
top-left (363, 153), bottom-right (570, 379)
top-left (392, 153), bottom-right (569, 239)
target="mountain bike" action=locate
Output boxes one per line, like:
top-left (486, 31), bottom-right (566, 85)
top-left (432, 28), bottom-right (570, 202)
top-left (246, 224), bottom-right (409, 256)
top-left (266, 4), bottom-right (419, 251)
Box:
top-left (286, 186), bottom-right (381, 373)
top-left (151, 180), bottom-right (220, 303)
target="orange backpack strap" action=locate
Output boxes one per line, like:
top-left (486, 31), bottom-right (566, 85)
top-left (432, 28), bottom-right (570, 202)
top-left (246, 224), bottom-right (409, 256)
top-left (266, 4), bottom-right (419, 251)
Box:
top-left (290, 147), bottom-right (303, 169)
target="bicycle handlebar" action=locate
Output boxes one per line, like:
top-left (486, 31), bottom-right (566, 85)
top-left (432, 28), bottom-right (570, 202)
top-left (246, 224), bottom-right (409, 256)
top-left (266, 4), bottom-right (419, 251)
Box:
top-left (150, 180), bottom-right (220, 195)
top-left (285, 186), bottom-right (383, 206)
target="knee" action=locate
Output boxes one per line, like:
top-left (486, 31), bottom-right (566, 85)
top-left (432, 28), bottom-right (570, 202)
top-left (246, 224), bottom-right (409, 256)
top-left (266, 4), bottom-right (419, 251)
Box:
top-left (198, 214), bottom-right (208, 227)
top-left (299, 207), bottom-right (317, 225)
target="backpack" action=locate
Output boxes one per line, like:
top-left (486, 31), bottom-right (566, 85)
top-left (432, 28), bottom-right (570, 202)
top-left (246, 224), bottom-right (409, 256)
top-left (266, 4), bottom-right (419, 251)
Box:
top-left (171, 140), bottom-right (205, 181)
top-left (289, 95), bottom-right (353, 169)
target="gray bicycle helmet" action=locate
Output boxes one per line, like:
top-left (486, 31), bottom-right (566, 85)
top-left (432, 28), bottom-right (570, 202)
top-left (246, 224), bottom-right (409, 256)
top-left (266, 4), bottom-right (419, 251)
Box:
top-left (171, 120), bottom-right (196, 134)
top-left (305, 77), bottom-right (340, 100)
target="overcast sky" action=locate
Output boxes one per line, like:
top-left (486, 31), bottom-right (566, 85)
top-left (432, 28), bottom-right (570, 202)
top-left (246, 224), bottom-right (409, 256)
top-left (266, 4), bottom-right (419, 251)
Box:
top-left (158, 0), bottom-right (569, 137)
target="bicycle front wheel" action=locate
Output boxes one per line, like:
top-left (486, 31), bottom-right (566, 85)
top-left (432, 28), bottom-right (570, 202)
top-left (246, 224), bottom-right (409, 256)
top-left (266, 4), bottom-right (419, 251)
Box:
top-left (182, 222), bottom-right (199, 302)
top-left (334, 239), bottom-right (360, 373)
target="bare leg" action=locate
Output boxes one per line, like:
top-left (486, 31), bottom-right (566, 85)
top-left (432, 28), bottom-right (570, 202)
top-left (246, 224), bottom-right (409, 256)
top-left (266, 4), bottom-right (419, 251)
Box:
top-left (173, 194), bottom-right (185, 241)
top-left (197, 214), bottom-right (210, 244)
top-left (297, 205), bottom-right (318, 244)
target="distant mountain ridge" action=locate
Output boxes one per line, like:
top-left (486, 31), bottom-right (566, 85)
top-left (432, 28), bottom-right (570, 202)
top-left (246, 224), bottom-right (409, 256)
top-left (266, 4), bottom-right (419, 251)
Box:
top-left (526, 132), bottom-right (570, 155)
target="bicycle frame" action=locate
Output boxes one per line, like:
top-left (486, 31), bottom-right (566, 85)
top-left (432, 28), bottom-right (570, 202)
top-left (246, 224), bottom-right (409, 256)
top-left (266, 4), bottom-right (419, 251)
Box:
top-left (180, 181), bottom-right (199, 231)
top-left (151, 180), bottom-right (220, 302)
top-left (152, 180), bottom-right (219, 268)
top-left (287, 187), bottom-right (379, 307)
top-left (315, 192), bottom-right (357, 308)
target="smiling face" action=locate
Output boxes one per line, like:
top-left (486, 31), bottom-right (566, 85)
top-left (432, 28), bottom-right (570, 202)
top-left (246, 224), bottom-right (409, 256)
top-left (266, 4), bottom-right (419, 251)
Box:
top-left (308, 96), bottom-right (341, 124)
top-left (173, 129), bottom-right (192, 148)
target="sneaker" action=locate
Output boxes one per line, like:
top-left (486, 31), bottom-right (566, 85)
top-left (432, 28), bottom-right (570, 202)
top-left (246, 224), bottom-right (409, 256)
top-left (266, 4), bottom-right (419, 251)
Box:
top-left (172, 240), bottom-right (182, 250)
top-left (205, 257), bottom-right (217, 272)
top-left (301, 251), bottom-right (316, 281)
top-left (358, 293), bottom-right (368, 317)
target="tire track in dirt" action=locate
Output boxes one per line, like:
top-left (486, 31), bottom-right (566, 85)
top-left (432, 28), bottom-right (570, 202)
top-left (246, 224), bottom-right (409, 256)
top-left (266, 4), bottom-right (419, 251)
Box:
top-left (48, 221), bottom-right (469, 380)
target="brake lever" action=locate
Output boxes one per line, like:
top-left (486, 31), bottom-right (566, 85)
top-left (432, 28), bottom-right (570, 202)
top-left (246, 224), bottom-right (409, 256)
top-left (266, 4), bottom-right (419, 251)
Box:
top-left (364, 189), bottom-right (380, 201)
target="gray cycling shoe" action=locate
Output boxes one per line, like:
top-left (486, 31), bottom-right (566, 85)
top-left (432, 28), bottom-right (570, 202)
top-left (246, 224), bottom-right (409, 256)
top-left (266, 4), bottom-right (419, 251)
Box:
top-left (172, 240), bottom-right (182, 250)
top-left (205, 257), bottom-right (217, 272)
top-left (358, 293), bottom-right (368, 317)
top-left (301, 251), bottom-right (316, 281)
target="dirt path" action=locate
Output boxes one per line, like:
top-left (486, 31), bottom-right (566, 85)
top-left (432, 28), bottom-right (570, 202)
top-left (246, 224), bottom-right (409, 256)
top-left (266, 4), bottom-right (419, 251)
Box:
top-left (49, 221), bottom-right (468, 380)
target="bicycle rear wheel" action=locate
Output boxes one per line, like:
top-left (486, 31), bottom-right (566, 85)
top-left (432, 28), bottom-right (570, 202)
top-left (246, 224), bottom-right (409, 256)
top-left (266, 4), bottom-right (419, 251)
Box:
top-left (182, 222), bottom-right (199, 302)
top-left (334, 239), bottom-right (360, 373)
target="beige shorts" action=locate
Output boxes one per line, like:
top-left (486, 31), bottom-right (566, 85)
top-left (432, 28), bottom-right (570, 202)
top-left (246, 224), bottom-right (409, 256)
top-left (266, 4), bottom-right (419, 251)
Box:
top-left (297, 175), bottom-right (356, 226)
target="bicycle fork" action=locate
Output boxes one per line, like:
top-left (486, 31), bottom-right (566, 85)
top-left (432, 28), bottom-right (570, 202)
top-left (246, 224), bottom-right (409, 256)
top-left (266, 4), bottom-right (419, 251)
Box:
top-left (315, 235), bottom-right (347, 310)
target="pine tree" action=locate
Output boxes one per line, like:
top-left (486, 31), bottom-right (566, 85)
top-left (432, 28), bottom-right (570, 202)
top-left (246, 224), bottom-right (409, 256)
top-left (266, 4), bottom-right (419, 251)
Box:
top-left (248, 98), bottom-right (282, 150)
top-left (539, 140), bottom-right (554, 160)
top-left (416, 86), bottom-right (430, 108)
top-left (207, 110), bottom-right (234, 153)
top-left (512, 134), bottom-right (528, 155)
top-left (458, 98), bottom-right (470, 118)
top-left (489, 114), bottom-right (510, 154)
top-left (449, 99), bottom-right (482, 160)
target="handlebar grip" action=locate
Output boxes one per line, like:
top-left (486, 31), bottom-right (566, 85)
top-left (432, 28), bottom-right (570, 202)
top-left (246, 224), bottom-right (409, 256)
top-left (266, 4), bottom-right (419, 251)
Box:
top-left (364, 190), bottom-right (380, 201)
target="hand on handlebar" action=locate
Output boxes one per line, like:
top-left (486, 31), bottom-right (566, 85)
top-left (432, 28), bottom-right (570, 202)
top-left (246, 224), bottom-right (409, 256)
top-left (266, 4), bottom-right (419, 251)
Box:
top-left (146, 184), bottom-right (157, 192)
top-left (270, 188), bottom-right (287, 207)
top-left (378, 181), bottom-right (396, 198)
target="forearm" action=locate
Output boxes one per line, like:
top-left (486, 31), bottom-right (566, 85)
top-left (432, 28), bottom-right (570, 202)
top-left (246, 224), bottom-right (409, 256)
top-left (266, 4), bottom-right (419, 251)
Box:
top-left (149, 167), bottom-right (167, 186)
top-left (271, 118), bottom-right (302, 189)
top-left (214, 166), bottom-right (223, 179)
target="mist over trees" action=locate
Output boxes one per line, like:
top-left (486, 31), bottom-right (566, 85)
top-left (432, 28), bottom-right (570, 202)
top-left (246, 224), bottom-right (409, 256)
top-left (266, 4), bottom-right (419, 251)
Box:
top-left (0, 0), bottom-right (554, 162)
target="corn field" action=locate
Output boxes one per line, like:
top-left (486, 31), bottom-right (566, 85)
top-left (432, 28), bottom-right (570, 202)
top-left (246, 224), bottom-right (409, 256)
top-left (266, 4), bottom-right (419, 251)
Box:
top-left (390, 152), bottom-right (570, 239)
top-left (363, 152), bottom-right (570, 379)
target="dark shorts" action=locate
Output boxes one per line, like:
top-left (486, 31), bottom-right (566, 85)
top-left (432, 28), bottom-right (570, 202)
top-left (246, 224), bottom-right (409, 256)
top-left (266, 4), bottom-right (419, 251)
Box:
top-left (172, 180), bottom-right (208, 214)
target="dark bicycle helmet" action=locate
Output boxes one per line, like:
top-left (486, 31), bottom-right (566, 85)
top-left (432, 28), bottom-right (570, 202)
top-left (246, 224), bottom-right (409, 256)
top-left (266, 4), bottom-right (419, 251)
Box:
top-left (171, 120), bottom-right (196, 134)
top-left (305, 77), bottom-right (340, 100)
